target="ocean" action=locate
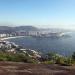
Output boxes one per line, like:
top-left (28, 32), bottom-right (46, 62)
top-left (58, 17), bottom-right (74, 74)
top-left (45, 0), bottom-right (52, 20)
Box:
top-left (7, 32), bottom-right (75, 56)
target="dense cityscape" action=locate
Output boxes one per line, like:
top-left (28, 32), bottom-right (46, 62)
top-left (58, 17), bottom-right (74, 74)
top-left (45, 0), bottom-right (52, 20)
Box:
top-left (0, 26), bottom-right (67, 38)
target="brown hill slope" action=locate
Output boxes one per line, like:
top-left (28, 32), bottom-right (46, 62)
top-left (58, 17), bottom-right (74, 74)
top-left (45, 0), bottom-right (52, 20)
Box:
top-left (0, 62), bottom-right (74, 75)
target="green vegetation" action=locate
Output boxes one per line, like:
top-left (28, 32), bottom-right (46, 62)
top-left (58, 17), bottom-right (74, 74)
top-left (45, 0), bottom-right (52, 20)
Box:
top-left (0, 51), bottom-right (75, 66)
top-left (0, 51), bottom-right (37, 63)
top-left (72, 52), bottom-right (75, 60)
top-left (41, 52), bottom-right (74, 66)
top-left (42, 60), bottom-right (54, 64)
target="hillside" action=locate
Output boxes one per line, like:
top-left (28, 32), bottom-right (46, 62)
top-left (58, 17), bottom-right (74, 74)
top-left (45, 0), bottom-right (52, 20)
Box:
top-left (0, 26), bottom-right (38, 33)
top-left (0, 26), bottom-right (70, 34)
top-left (14, 26), bottom-right (38, 31)
top-left (0, 62), bottom-right (74, 75)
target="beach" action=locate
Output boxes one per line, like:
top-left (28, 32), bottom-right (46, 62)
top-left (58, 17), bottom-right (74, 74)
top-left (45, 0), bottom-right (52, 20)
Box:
top-left (0, 36), bottom-right (25, 41)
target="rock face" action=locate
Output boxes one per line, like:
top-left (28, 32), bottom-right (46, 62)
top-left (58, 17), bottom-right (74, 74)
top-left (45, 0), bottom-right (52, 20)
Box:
top-left (20, 48), bottom-right (41, 58)
top-left (0, 41), bottom-right (18, 50)
top-left (0, 62), bottom-right (74, 75)
top-left (0, 41), bottom-right (41, 58)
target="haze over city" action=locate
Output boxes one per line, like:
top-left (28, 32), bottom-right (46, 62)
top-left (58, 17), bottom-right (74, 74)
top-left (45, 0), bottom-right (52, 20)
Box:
top-left (0, 0), bottom-right (75, 29)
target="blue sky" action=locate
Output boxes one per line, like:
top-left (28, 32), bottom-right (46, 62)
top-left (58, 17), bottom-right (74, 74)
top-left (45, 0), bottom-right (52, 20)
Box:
top-left (0, 0), bottom-right (75, 29)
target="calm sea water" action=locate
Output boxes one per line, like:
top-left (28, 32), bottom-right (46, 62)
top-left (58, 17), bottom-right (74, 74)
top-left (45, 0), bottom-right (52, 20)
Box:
top-left (7, 32), bottom-right (75, 56)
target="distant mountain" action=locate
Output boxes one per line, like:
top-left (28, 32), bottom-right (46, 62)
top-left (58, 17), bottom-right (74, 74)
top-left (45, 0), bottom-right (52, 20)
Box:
top-left (0, 26), bottom-right (14, 34)
top-left (0, 25), bottom-right (70, 34)
top-left (14, 26), bottom-right (38, 31)
top-left (0, 26), bottom-right (39, 34)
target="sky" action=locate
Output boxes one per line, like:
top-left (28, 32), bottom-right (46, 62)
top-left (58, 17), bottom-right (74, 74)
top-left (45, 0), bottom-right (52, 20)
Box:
top-left (0, 0), bottom-right (75, 29)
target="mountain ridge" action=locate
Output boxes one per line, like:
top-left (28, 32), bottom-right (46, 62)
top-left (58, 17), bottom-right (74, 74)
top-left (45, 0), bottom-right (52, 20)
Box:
top-left (0, 26), bottom-right (69, 34)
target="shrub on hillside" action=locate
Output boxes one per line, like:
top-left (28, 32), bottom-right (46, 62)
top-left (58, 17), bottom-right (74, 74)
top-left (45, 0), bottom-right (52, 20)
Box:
top-left (0, 52), bottom-right (37, 63)
top-left (72, 52), bottom-right (75, 60)
top-left (55, 57), bottom-right (65, 65)
top-left (42, 60), bottom-right (54, 64)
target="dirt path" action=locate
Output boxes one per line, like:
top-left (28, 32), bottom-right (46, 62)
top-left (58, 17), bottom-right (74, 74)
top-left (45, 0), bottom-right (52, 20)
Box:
top-left (0, 62), bottom-right (74, 75)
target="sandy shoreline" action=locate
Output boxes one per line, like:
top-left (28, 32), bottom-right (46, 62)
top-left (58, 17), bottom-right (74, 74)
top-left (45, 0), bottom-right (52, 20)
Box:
top-left (0, 36), bottom-right (25, 41)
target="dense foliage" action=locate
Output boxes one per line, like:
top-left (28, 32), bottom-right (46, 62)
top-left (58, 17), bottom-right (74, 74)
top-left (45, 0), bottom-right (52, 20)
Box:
top-left (0, 51), bottom-right (38, 63)
top-left (0, 51), bottom-right (75, 66)
top-left (41, 52), bottom-right (74, 66)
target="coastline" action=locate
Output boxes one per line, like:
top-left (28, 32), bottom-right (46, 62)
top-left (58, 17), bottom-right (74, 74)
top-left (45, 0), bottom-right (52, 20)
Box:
top-left (0, 36), bottom-right (25, 41)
